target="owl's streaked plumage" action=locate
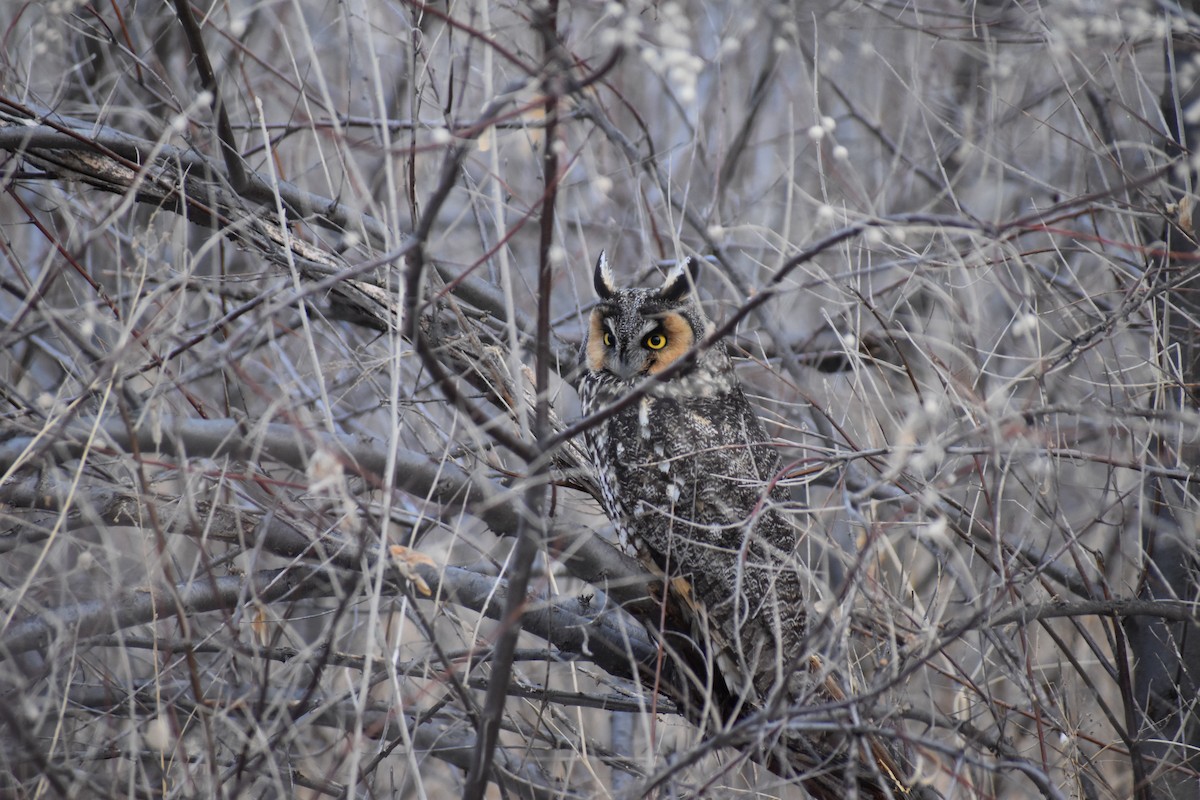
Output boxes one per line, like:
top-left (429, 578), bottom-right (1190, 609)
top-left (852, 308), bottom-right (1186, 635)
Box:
top-left (578, 252), bottom-right (806, 703)
top-left (578, 253), bottom-right (925, 799)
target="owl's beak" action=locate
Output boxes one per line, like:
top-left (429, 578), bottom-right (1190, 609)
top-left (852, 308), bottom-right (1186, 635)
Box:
top-left (611, 350), bottom-right (649, 382)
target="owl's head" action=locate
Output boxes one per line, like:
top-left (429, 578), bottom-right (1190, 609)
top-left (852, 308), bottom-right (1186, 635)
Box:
top-left (585, 251), bottom-right (714, 382)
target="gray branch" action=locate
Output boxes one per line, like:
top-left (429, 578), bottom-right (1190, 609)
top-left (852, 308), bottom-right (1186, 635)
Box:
top-left (0, 415), bottom-right (654, 610)
top-left (0, 555), bottom-right (656, 682)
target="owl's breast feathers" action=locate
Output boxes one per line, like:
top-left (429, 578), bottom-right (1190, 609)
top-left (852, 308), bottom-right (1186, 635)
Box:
top-left (580, 368), bottom-right (804, 674)
top-left (582, 369), bottom-right (790, 548)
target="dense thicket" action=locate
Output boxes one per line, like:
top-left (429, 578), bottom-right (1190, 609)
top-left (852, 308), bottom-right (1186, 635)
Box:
top-left (1, 2), bottom-right (1198, 798)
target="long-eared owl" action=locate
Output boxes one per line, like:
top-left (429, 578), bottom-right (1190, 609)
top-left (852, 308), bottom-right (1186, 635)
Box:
top-left (577, 252), bottom-right (808, 704)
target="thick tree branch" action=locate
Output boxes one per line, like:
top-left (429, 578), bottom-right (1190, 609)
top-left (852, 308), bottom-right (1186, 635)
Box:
top-left (0, 416), bottom-right (654, 609)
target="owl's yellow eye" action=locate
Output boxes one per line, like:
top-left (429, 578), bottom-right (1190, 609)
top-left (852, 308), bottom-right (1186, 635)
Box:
top-left (645, 333), bottom-right (667, 350)
top-left (603, 332), bottom-right (614, 347)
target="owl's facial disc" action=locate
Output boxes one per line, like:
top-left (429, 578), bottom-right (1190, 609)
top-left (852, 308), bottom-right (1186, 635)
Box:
top-left (587, 309), bottom-right (694, 381)
top-left (645, 313), bottom-right (693, 375)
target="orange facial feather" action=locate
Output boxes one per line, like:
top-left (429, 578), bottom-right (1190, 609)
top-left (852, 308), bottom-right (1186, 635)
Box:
top-left (586, 309), bottom-right (609, 372)
top-left (647, 312), bottom-right (694, 375)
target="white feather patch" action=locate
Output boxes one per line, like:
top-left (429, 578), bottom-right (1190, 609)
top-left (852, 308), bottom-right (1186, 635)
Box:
top-left (597, 250), bottom-right (616, 294)
top-left (661, 260), bottom-right (689, 289)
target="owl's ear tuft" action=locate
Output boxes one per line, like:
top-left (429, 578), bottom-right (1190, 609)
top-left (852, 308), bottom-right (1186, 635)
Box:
top-left (594, 251), bottom-right (617, 299)
top-left (656, 257), bottom-right (700, 303)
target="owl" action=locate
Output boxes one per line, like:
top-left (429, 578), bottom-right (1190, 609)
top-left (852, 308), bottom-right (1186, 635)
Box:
top-left (578, 253), bottom-right (926, 799)
top-left (578, 252), bottom-right (805, 703)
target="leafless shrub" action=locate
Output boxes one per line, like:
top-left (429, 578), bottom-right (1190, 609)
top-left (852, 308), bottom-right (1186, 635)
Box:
top-left (1, 1), bottom-right (1198, 798)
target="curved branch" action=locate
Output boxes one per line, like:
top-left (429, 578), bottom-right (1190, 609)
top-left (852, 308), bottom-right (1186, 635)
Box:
top-left (0, 566), bottom-right (322, 658)
top-left (0, 98), bottom-right (539, 353)
top-left (0, 556), bottom-right (657, 685)
top-left (984, 598), bottom-right (1200, 628)
top-left (0, 415), bottom-right (653, 607)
